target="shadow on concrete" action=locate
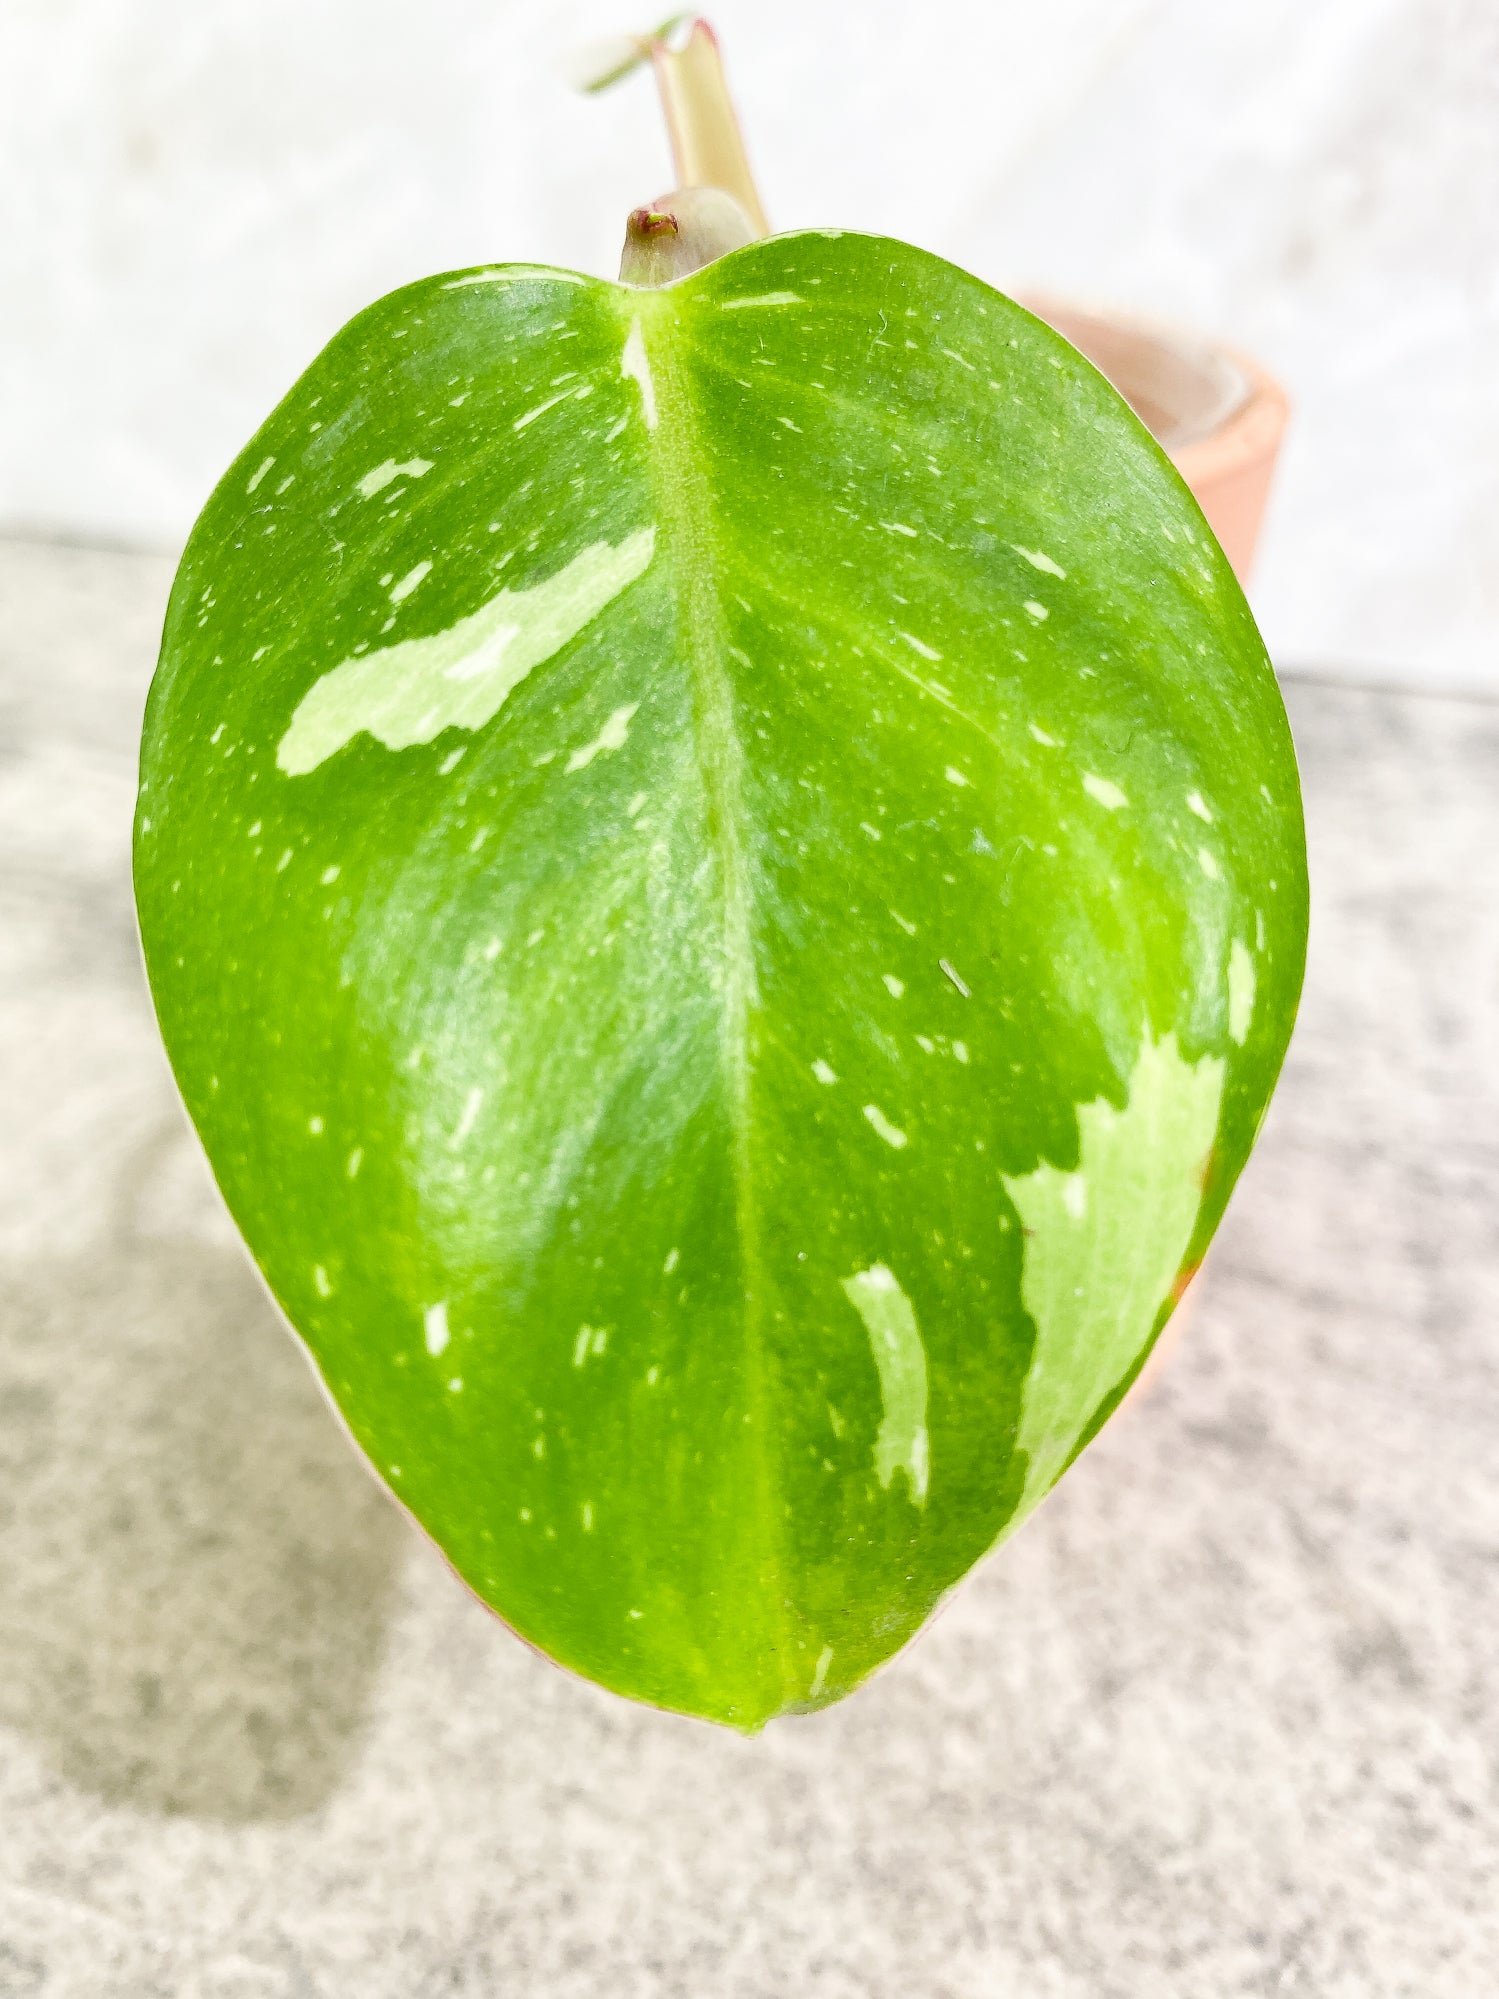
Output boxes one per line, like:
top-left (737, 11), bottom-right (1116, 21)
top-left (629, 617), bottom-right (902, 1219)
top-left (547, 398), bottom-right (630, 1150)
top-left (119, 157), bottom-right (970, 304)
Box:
top-left (0, 1120), bottom-right (407, 1822)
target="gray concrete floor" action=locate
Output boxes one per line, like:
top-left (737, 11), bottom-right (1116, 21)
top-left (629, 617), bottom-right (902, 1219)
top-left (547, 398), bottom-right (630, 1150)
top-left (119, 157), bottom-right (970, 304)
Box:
top-left (1, 537), bottom-right (1496, 1997)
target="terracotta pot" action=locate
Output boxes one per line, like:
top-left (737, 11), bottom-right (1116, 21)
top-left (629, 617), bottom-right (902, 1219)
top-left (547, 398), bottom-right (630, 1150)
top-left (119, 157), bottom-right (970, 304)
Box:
top-left (1018, 299), bottom-right (1289, 1390)
top-left (1021, 295), bottom-right (1289, 585)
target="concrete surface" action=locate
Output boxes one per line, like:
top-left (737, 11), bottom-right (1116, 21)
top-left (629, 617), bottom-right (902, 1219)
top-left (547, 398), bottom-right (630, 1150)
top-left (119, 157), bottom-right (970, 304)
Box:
top-left (1, 535), bottom-right (1496, 1995)
top-left (6, 1), bottom-right (1499, 692)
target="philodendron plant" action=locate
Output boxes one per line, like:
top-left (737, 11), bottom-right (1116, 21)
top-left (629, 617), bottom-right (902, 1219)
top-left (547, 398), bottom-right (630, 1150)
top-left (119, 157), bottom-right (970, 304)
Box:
top-left (134, 20), bottom-right (1307, 1729)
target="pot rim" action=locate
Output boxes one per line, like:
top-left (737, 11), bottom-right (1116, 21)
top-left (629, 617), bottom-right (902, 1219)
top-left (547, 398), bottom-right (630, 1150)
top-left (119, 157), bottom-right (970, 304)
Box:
top-left (1017, 290), bottom-right (1289, 475)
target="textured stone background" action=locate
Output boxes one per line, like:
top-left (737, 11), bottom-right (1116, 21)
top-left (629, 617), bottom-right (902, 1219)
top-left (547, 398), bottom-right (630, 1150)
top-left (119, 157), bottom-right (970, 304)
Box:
top-left (3, 0), bottom-right (1498, 689)
top-left (2, 537), bottom-right (1496, 1993)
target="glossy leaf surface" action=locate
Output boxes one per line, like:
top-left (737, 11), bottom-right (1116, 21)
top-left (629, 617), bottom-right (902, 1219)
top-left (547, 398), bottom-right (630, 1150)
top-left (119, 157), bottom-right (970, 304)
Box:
top-left (135, 233), bottom-right (1307, 1727)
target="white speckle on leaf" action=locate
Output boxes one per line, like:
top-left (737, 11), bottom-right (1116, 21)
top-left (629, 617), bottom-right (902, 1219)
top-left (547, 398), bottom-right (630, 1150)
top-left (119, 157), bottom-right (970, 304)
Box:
top-left (718, 291), bottom-right (803, 309)
top-left (1023, 600), bottom-right (1050, 622)
top-left (883, 974), bottom-right (905, 999)
top-left (390, 561), bottom-right (433, 604)
top-left (312, 1263), bottom-right (332, 1297)
top-left (1029, 724), bottom-right (1057, 747)
top-left (452, 1086), bottom-right (484, 1147)
top-left (953, 1040), bottom-right (969, 1064)
top-left (1011, 545), bottom-right (1066, 578)
top-left (308, 1116), bottom-right (324, 1135)
top-left (1083, 773), bottom-right (1129, 811)
top-left (810, 1645), bottom-right (834, 1696)
top-left (813, 1059), bottom-right (838, 1085)
top-left (944, 766), bottom-right (969, 787)
top-left (663, 1247), bottom-right (679, 1274)
top-left (358, 457), bottom-right (433, 499)
top-left (346, 1147), bottom-right (363, 1178)
top-left (572, 1324), bottom-right (608, 1367)
top-left (513, 392), bottom-right (574, 432)
top-left (898, 631), bottom-right (942, 661)
top-left (1187, 789), bottom-right (1214, 823)
top-left (863, 1104), bottom-right (908, 1150)
top-left (940, 958), bottom-right (971, 998)
top-left (320, 864), bottom-right (340, 885)
top-left (425, 1302), bottom-right (451, 1357)
top-left (881, 522), bottom-right (918, 537)
top-left (566, 701), bottom-right (638, 773)
top-left (1199, 847), bottom-right (1222, 881)
top-left (246, 456), bottom-right (274, 493)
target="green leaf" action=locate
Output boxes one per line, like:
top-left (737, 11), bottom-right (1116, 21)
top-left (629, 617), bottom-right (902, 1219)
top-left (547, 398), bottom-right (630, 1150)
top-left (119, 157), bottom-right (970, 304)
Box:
top-left (134, 232), bottom-right (1307, 1728)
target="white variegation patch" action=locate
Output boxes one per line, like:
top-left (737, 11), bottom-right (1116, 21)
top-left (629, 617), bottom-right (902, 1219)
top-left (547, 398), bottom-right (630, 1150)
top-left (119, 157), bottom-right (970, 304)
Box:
top-left (621, 320), bottom-right (657, 430)
top-left (1004, 1031), bottom-right (1224, 1521)
top-left (840, 1263), bottom-right (929, 1505)
top-left (1229, 939), bottom-right (1257, 1044)
top-left (276, 530), bottom-right (655, 774)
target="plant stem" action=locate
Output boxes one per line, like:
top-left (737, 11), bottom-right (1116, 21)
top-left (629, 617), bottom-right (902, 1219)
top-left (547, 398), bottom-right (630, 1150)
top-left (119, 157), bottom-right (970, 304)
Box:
top-left (650, 20), bottom-right (770, 238)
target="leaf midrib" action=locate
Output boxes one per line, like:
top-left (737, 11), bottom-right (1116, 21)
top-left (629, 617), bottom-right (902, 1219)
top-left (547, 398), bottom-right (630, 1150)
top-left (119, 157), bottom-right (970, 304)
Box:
top-left (631, 289), bottom-right (789, 1717)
